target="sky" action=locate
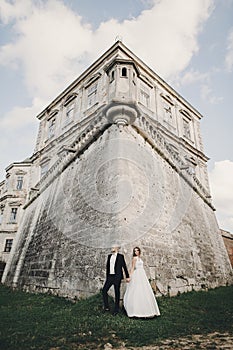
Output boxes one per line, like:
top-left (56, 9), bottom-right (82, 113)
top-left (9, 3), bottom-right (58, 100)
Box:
top-left (0, 0), bottom-right (233, 233)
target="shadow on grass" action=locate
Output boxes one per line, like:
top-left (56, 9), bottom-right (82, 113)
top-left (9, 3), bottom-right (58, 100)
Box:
top-left (0, 284), bottom-right (233, 349)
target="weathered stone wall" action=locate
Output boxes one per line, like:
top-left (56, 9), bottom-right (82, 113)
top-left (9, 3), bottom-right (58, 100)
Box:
top-left (3, 124), bottom-right (232, 298)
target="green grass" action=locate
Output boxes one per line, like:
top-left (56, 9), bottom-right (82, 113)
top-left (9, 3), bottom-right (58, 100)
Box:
top-left (0, 284), bottom-right (233, 349)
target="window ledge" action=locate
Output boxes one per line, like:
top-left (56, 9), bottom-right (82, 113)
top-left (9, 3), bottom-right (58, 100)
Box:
top-left (182, 135), bottom-right (194, 144)
top-left (85, 102), bottom-right (99, 112)
top-left (62, 120), bottom-right (74, 130)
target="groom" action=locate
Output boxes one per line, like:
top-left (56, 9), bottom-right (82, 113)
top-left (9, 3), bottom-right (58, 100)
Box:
top-left (102, 245), bottom-right (130, 315)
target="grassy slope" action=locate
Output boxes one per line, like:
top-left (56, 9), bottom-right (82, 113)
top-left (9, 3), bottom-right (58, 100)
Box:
top-left (0, 284), bottom-right (232, 349)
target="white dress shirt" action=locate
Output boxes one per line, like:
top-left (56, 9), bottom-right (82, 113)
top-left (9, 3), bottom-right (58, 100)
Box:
top-left (110, 253), bottom-right (117, 274)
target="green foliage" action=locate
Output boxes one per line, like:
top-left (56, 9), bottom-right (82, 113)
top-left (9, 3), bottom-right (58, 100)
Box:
top-left (0, 284), bottom-right (233, 349)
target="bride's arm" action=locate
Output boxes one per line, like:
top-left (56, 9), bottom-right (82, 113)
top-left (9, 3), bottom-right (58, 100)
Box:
top-left (130, 257), bottom-right (137, 276)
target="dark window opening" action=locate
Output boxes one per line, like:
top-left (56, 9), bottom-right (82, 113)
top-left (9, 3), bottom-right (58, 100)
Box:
top-left (122, 67), bottom-right (127, 77)
top-left (9, 208), bottom-right (17, 223)
top-left (16, 176), bottom-right (23, 190)
top-left (4, 239), bottom-right (13, 252)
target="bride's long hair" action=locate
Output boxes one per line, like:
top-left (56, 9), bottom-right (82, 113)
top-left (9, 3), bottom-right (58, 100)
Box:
top-left (133, 246), bottom-right (141, 256)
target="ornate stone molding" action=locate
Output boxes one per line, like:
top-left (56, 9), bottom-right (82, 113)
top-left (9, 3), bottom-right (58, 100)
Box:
top-left (105, 102), bottom-right (138, 126)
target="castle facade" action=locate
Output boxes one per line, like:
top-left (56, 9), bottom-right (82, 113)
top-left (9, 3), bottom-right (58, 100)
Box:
top-left (1, 41), bottom-right (232, 297)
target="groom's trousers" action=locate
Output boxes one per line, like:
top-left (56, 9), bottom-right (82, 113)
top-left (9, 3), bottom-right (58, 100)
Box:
top-left (102, 274), bottom-right (121, 312)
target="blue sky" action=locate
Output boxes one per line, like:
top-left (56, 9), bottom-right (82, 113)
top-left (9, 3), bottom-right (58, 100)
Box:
top-left (0, 0), bottom-right (233, 232)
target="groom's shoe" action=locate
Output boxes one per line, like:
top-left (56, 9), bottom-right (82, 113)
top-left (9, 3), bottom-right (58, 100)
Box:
top-left (103, 307), bottom-right (110, 312)
top-left (113, 310), bottom-right (119, 316)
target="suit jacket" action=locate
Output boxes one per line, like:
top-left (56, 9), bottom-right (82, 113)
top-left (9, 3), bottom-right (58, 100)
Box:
top-left (106, 253), bottom-right (129, 280)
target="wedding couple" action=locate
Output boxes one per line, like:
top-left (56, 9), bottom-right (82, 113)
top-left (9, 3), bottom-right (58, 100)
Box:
top-left (102, 245), bottom-right (160, 317)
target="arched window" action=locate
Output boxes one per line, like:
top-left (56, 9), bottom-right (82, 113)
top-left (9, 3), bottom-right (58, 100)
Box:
top-left (121, 67), bottom-right (127, 77)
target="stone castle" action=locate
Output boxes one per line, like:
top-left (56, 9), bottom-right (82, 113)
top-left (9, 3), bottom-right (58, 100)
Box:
top-left (1, 41), bottom-right (232, 298)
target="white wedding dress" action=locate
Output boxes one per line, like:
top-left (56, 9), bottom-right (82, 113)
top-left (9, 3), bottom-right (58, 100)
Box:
top-left (123, 257), bottom-right (160, 318)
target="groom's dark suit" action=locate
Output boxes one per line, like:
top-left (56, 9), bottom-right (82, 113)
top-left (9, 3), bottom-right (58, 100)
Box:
top-left (102, 253), bottom-right (129, 313)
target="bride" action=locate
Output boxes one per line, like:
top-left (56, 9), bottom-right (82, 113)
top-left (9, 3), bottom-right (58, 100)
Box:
top-left (123, 247), bottom-right (160, 318)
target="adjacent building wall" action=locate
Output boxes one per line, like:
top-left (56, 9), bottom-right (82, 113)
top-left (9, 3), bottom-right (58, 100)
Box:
top-left (221, 229), bottom-right (233, 267)
top-left (0, 162), bottom-right (31, 278)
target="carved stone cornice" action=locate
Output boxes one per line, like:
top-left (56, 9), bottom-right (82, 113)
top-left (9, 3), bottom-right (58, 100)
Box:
top-left (105, 102), bottom-right (138, 127)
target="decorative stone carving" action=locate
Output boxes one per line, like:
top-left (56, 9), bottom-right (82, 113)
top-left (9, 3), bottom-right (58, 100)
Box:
top-left (105, 103), bottom-right (138, 126)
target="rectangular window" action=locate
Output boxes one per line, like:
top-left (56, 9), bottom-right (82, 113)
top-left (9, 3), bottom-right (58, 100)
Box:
top-left (65, 104), bottom-right (74, 126)
top-left (140, 84), bottom-right (150, 107)
top-left (48, 118), bottom-right (56, 138)
top-left (16, 176), bottom-right (23, 190)
top-left (163, 101), bottom-right (173, 124)
top-left (41, 162), bottom-right (49, 178)
top-left (4, 239), bottom-right (13, 252)
top-left (87, 82), bottom-right (98, 108)
top-left (183, 118), bottom-right (191, 139)
top-left (9, 208), bottom-right (18, 223)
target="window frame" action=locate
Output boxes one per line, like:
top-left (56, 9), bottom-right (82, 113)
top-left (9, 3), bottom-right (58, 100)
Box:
top-left (179, 109), bottom-right (193, 141)
top-left (16, 176), bottom-right (23, 190)
top-left (161, 94), bottom-right (175, 126)
top-left (87, 82), bottom-right (98, 109)
top-left (9, 208), bottom-right (18, 224)
top-left (183, 118), bottom-right (191, 139)
top-left (64, 103), bottom-right (75, 126)
top-left (4, 239), bottom-right (13, 253)
top-left (40, 160), bottom-right (50, 178)
top-left (48, 117), bottom-right (56, 139)
top-left (121, 67), bottom-right (127, 77)
top-left (140, 83), bottom-right (150, 108)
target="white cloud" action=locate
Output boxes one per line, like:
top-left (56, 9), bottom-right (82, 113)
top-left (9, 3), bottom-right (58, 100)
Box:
top-left (179, 66), bottom-right (224, 105)
top-left (0, 0), bottom-right (93, 101)
top-left (0, 0), bottom-right (214, 101)
top-left (0, 98), bottom-right (42, 178)
top-left (0, 99), bottom-right (41, 129)
top-left (181, 69), bottom-right (209, 85)
top-left (200, 84), bottom-right (223, 104)
top-left (0, 0), bottom-right (33, 24)
top-left (225, 27), bottom-right (233, 71)
top-left (94, 0), bottom-right (214, 79)
top-left (209, 160), bottom-right (233, 232)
